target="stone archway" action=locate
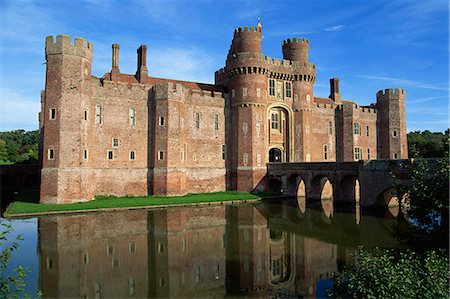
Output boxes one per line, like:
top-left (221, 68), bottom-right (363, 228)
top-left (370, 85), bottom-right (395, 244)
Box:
top-left (268, 178), bottom-right (282, 193)
top-left (339, 176), bottom-right (360, 203)
top-left (268, 105), bottom-right (291, 162)
top-left (269, 147), bottom-right (283, 162)
top-left (310, 176), bottom-right (334, 201)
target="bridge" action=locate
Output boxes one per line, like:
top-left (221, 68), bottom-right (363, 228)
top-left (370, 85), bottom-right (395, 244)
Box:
top-left (266, 159), bottom-right (413, 207)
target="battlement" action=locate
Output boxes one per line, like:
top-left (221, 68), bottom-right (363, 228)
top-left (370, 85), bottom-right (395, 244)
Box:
top-left (234, 25), bottom-right (262, 35)
top-left (46, 35), bottom-right (93, 59)
top-left (282, 37), bottom-right (309, 45)
top-left (376, 88), bottom-right (406, 98)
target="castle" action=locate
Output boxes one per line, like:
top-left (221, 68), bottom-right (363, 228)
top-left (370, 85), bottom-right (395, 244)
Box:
top-left (39, 22), bottom-right (407, 203)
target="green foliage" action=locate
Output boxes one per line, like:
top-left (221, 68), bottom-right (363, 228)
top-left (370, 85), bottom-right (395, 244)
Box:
top-left (5, 191), bottom-right (260, 216)
top-left (395, 155), bottom-right (449, 250)
top-left (407, 130), bottom-right (449, 158)
top-left (0, 220), bottom-right (41, 298)
top-left (0, 130), bottom-right (39, 165)
top-left (330, 247), bottom-right (449, 299)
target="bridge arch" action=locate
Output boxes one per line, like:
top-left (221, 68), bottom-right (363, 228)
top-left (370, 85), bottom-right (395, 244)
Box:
top-left (268, 178), bottom-right (282, 193)
top-left (339, 175), bottom-right (360, 203)
top-left (310, 175), bottom-right (334, 201)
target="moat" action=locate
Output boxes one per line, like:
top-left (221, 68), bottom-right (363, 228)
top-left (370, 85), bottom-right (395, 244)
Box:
top-left (2, 197), bottom-right (404, 298)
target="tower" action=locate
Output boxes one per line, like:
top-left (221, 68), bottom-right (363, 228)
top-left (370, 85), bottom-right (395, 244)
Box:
top-left (40, 35), bottom-right (93, 203)
top-left (282, 38), bottom-right (316, 162)
top-left (376, 88), bottom-right (408, 159)
top-left (222, 25), bottom-right (267, 191)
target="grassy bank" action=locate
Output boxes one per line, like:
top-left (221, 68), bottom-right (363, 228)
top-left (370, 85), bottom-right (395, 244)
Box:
top-left (4, 192), bottom-right (260, 217)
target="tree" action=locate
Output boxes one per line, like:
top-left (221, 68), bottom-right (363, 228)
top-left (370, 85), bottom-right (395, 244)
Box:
top-left (0, 220), bottom-right (41, 298)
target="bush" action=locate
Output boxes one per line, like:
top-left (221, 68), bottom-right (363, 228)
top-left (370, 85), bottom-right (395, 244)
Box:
top-left (329, 247), bottom-right (449, 299)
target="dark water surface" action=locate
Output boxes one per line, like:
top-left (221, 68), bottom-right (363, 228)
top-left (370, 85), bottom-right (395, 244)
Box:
top-left (2, 198), bottom-right (402, 298)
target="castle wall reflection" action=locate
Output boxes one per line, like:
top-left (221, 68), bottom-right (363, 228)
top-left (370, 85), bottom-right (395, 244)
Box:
top-left (38, 200), bottom-right (399, 298)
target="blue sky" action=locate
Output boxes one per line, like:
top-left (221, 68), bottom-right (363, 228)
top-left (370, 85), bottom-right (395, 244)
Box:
top-left (0, 0), bottom-right (448, 132)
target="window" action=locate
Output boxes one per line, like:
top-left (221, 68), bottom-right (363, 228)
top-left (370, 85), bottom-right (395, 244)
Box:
top-left (84, 110), bottom-right (88, 121)
top-left (214, 114), bottom-right (219, 130)
top-left (231, 89), bottom-right (235, 98)
top-left (393, 130), bottom-right (397, 137)
top-left (354, 147), bottom-right (362, 160)
top-left (271, 113), bottom-right (279, 130)
top-left (158, 243), bottom-right (164, 253)
top-left (285, 81), bottom-right (292, 98)
top-left (83, 253), bottom-right (89, 265)
top-left (367, 148), bottom-right (371, 160)
top-left (306, 94), bottom-right (311, 102)
top-left (158, 151), bottom-right (164, 160)
top-left (112, 138), bottom-right (119, 147)
top-left (159, 116), bottom-right (165, 126)
top-left (329, 120), bottom-right (333, 135)
top-left (49, 108), bottom-right (56, 120)
top-left (46, 257), bottom-right (53, 270)
top-left (242, 87), bottom-right (247, 97)
top-left (256, 88), bottom-right (261, 98)
top-left (195, 267), bottom-right (201, 284)
top-left (324, 145), bottom-right (328, 160)
top-left (112, 259), bottom-right (119, 268)
top-left (83, 149), bottom-right (88, 160)
top-left (269, 79), bottom-right (275, 96)
top-left (222, 144), bottom-right (226, 160)
top-left (129, 278), bottom-right (136, 296)
top-left (95, 104), bottom-right (102, 124)
top-left (366, 125), bottom-right (369, 136)
top-left (130, 151), bottom-right (135, 160)
top-left (195, 112), bottom-right (200, 129)
top-left (107, 150), bottom-right (113, 160)
top-left (129, 242), bottom-right (136, 254)
top-left (95, 283), bottom-right (102, 299)
top-left (394, 153), bottom-right (398, 159)
top-left (353, 123), bottom-right (361, 135)
top-left (129, 108), bottom-right (136, 126)
top-left (107, 244), bottom-right (114, 256)
top-left (48, 149), bottom-right (55, 160)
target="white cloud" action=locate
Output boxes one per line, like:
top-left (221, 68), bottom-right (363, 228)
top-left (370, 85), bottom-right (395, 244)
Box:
top-left (0, 88), bottom-right (40, 131)
top-left (324, 25), bottom-right (344, 32)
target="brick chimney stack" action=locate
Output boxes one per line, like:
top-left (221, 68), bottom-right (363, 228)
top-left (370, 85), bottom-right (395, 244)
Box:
top-left (136, 45), bottom-right (148, 83)
top-left (329, 78), bottom-right (341, 102)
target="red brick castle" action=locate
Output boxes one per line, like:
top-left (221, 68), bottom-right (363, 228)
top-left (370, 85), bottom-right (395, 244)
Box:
top-left (39, 22), bottom-right (407, 203)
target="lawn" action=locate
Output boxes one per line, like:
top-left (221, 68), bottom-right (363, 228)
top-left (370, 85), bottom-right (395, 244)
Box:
top-left (4, 191), bottom-right (260, 217)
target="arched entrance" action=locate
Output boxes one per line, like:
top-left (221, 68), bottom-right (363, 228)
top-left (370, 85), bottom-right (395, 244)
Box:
top-left (269, 148), bottom-right (283, 162)
top-left (268, 106), bottom-right (291, 162)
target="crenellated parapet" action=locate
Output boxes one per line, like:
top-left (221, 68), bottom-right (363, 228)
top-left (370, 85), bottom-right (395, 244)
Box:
top-left (223, 52), bottom-right (316, 82)
top-left (282, 37), bottom-right (310, 62)
top-left (376, 88), bottom-right (406, 99)
top-left (46, 35), bottom-right (93, 60)
top-left (229, 25), bottom-right (262, 55)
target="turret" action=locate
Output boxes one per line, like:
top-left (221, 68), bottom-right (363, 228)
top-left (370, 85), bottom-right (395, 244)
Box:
top-left (376, 88), bottom-right (408, 159)
top-left (228, 26), bottom-right (262, 56)
top-left (282, 38), bottom-right (309, 62)
top-left (41, 35), bottom-right (93, 203)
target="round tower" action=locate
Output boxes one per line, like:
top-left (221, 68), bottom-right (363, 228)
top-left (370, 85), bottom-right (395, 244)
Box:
top-left (229, 26), bottom-right (262, 56)
top-left (224, 25), bottom-right (267, 192)
top-left (282, 38), bottom-right (309, 62)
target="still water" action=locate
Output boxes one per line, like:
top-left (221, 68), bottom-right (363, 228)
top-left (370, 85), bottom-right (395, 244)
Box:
top-left (2, 198), bottom-right (401, 298)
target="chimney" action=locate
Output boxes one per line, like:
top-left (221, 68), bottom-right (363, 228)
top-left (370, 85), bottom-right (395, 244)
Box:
top-left (136, 45), bottom-right (148, 83)
top-left (329, 78), bottom-right (341, 102)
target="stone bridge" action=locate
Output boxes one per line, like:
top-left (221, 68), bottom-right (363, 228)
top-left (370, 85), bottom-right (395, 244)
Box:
top-left (266, 159), bottom-right (413, 207)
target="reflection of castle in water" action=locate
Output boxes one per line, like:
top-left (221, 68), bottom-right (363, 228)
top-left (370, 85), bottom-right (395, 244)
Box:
top-left (38, 202), bottom-right (399, 298)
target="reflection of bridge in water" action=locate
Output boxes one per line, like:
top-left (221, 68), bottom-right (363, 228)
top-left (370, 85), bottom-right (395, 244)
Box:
top-left (37, 201), bottom-right (401, 298)
top-left (267, 160), bottom-right (413, 207)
